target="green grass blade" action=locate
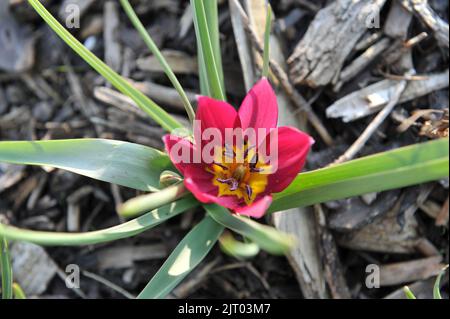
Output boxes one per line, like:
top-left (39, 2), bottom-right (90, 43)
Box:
top-left (0, 197), bottom-right (197, 246)
top-left (137, 216), bottom-right (223, 299)
top-left (205, 204), bottom-right (295, 254)
top-left (118, 183), bottom-right (189, 218)
top-left (191, 0), bottom-right (225, 100)
top-left (270, 139), bottom-right (449, 213)
top-left (0, 237), bottom-right (13, 299)
top-left (262, 4), bottom-right (272, 78)
top-left (12, 283), bottom-right (26, 299)
top-left (219, 232), bottom-right (260, 259)
top-left (0, 139), bottom-right (172, 192)
top-left (433, 265), bottom-right (448, 299)
top-left (119, 0), bottom-right (196, 124)
top-left (27, 0), bottom-right (182, 132)
top-left (403, 286), bottom-right (417, 299)
top-left (203, 0), bottom-right (225, 90)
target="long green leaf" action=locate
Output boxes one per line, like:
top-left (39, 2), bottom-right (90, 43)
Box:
top-left (119, 0), bottom-right (196, 124)
top-left (137, 216), bottom-right (223, 299)
top-left (0, 139), bottom-right (171, 192)
top-left (203, 0), bottom-right (224, 90)
top-left (270, 139), bottom-right (449, 212)
top-left (191, 0), bottom-right (225, 100)
top-left (0, 197), bottom-right (197, 246)
top-left (118, 183), bottom-right (189, 218)
top-left (433, 265), bottom-right (448, 299)
top-left (27, 0), bottom-right (182, 132)
top-left (205, 204), bottom-right (295, 254)
top-left (12, 283), bottom-right (26, 299)
top-left (0, 237), bottom-right (13, 299)
top-left (219, 232), bottom-right (260, 259)
top-left (403, 286), bottom-right (417, 299)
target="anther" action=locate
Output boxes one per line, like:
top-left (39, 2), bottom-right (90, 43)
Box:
top-left (245, 185), bottom-right (253, 200)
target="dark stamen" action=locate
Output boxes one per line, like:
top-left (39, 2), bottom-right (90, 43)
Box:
top-left (245, 185), bottom-right (253, 200)
top-left (217, 178), bottom-right (233, 184)
top-left (230, 180), bottom-right (239, 191)
top-left (250, 167), bottom-right (263, 173)
top-left (243, 145), bottom-right (255, 159)
top-left (213, 162), bottom-right (228, 170)
top-left (249, 152), bottom-right (258, 165)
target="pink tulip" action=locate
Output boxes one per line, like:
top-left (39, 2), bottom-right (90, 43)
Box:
top-left (163, 78), bottom-right (313, 218)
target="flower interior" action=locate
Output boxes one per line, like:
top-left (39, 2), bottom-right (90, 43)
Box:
top-left (208, 142), bottom-right (271, 205)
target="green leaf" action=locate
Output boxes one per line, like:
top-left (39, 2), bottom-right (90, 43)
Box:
top-left (0, 139), bottom-right (172, 192)
top-left (262, 4), bottom-right (272, 78)
top-left (12, 283), bottom-right (26, 299)
top-left (119, 0), bottom-right (196, 124)
top-left (118, 183), bottom-right (189, 218)
top-left (219, 232), bottom-right (260, 259)
top-left (0, 197), bottom-right (197, 246)
top-left (204, 204), bottom-right (295, 255)
top-left (203, 0), bottom-right (224, 90)
top-left (433, 265), bottom-right (448, 299)
top-left (403, 286), bottom-right (417, 299)
top-left (27, 0), bottom-right (183, 132)
top-left (137, 216), bottom-right (223, 299)
top-left (191, 0), bottom-right (225, 100)
top-left (0, 237), bottom-right (13, 299)
top-left (270, 139), bottom-right (449, 213)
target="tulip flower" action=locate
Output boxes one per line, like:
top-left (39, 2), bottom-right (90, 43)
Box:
top-left (163, 78), bottom-right (313, 218)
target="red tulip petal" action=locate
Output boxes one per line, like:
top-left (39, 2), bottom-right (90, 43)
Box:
top-left (235, 195), bottom-right (273, 218)
top-left (264, 127), bottom-right (313, 193)
top-left (183, 164), bottom-right (240, 210)
top-left (238, 78), bottom-right (278, 137)
top-left (195, 96), bottom-right (241, 146)
top-left (163, 134), bottom-right (197, 175)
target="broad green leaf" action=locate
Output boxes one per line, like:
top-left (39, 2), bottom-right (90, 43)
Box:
top-left (138, 216), bottom-right (223, 299)
top-left (27, 0), bottom-right (183, 132)
top-left (0, 237), bottom-right (13, 299)
top-left (403, 286), bottom-right (417, 299)
top-left (191, 0), bottom-right (225, 100)
top-left (270, 139), bottom-right (449, 213)
top-left (0, 139), bottom-right (171, 192)
top-left (118, 183), bottom-right (189, 218)
top-left (119, 0), bottom-right (196, 124)
top-left (0, 197), bottom-right (197, 246)
top-left (12, 283), bottom-right (26, 299)
top-left (433, 265), bottom-right (448, 299)
top-left (205, 204), bottom-right (295, 254)
top-left (219, 232), bottom-right (260, 259)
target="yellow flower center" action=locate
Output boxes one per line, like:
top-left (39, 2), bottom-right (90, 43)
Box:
top-left (206, 143), bottom-right (270, 205)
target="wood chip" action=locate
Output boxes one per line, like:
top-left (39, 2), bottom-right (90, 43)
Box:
top-left (288, 0), bottom-right (387, 87)
top-left (326, 70), bottom-right (449, 122)
top-left (104, 1), bottom-right (122, 72)
top-left (136, 50), bottom-right (198, 74)
top-left (95, 244), bottom-right (167, 270)
top-left (379, 256), bottom-right (444, 286)
top-left (10, 242), bottom-right (58, 296)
